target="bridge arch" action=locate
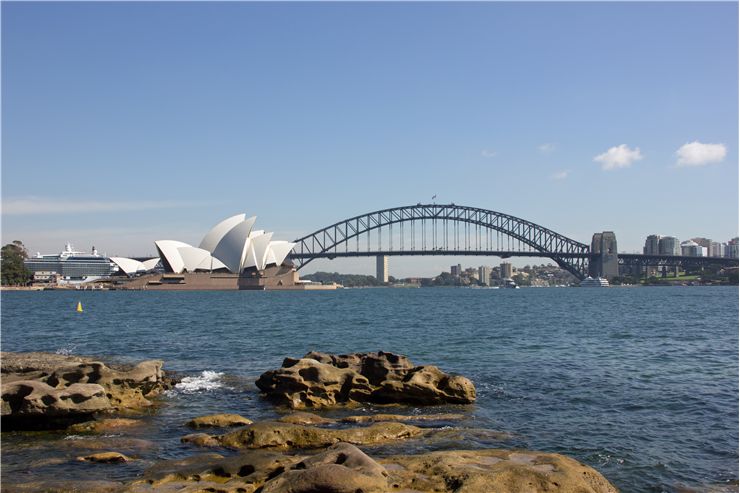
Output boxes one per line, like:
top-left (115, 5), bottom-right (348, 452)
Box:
top-left (289, 204), bottom-right (591, 279)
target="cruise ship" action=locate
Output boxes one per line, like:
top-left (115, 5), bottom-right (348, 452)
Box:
top-left (579, 276), bottom-right (610, 287)
top-left (24, 243), bottom-right (119, 282)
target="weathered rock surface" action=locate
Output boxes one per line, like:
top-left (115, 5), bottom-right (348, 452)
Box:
top-left (277, 411), bottom-right (334, 425)
top-left (380, 449), bottom-right (620, 493)
top-left (118, 446), bottom-right (618, 493)
top-left (260, 442), bottom-right (388, 493)
top-left (68, 418), bottom-right (142, 434)
top-left (1, 351), bottom-right (172, 429)
top-left (256, 351), bottom-right (476, 408)
top-left (1, 380), bottom-right (110, 417)
top-left (185, 413), bottom-right (252, 429)
top-left (340, 412), bottom-right (466, 424)
top-left (77, 452), bottom-right (132, 463)
top-left (184, 420), bottom-right (423, 450)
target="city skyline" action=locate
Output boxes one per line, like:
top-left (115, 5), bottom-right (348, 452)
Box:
top-left (2, 2), bottom-right (738, 278)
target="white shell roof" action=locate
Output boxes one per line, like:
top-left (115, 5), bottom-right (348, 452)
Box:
top-left (141, 258), bottom-right (160, 271)
top-left (178, 246), bottom-right (212, 272)
top-left (110, 257), bottom-right (145, 275)
top-left (266, 241), bottom-right (296, 267)
top-left (212, 217), bottom-right (256, 273)
top-left (199, 214), bottom-right (246, 253)
top-left (243, 232), bottom-right (273, 271)
top-left (155, 240), bottom-right (191, 274)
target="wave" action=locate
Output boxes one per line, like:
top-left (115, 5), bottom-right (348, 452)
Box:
top-left (173, 370), bottom-right (224, 393)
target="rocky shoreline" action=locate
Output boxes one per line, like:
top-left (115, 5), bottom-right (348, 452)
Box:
top-left (1, 351), bottom-right (619, 492)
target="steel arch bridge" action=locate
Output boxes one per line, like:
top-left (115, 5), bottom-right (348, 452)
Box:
top-left (289, 204), bottom-right (592, 279)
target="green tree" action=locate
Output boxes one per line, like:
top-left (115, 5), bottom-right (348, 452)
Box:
top-left (1, 241), bottom-right (31, 286)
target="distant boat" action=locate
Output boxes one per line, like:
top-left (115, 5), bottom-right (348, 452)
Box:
top-left (503, 278), bottom-right (519, 289)
top-left (579, 276), bottom-right (610, 287)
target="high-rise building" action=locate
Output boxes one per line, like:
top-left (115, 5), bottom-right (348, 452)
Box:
top-left (710, 242), bottom-right (725, 257)
top-left (500, 262), bottom-right (513, 279)
top-left (376, 255), bottom-right (388, 283)
top-left (644, 235), bottom-right (661, 255)
top-left (681, 240), bottom-right (705, 257)
top-left (450, 264), bottom-right (462, 277)
top-left (658, 236), bottom-right (680, 256)
top-left (478, 266), bottom-right (491, 286)
top-left (726, 238), bottom-right (739, 258)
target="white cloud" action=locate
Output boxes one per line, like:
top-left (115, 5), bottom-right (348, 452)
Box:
top-left (481, 149), bottom-right (497, 158)
top-left (538, 143), bottom-right (556, 153)
top-left (551, 170), bottom-right (569, 180)
top-left (593, 144), bottom-right (643, 170)
top-left (1, 197), bottom-right (205, 216)
top-left (676, 141), bottom-right (726, 167)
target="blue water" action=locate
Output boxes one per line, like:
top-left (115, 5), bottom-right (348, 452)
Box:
top-left (1, 287), bottom-right (737, 492)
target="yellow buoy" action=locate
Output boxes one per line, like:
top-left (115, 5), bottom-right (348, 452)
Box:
top-left (76, 301), bottom-right (83, 313)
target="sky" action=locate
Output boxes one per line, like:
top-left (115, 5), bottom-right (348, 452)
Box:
top-left (2, 1), bottom-right (738, 278)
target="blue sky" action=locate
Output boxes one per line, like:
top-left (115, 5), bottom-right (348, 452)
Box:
top-left (2, 2), bottom-right (737, 277)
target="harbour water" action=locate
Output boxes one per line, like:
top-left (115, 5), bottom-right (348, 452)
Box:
top-left (1, 286), bottom-right (737, 492)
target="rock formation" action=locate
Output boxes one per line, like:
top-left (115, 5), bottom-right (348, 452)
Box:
top-left (256, 351), bottom-right (476, 408)
top-left (1, 352), bottom-right (172, 430)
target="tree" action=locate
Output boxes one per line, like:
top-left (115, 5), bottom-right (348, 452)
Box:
top-left (1, 241), bottom-right (31, 286)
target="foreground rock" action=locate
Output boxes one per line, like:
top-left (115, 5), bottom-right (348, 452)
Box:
top-left (1, 351), bottom-right (172, 430)
top-left (256, 351), bottom-right (476, 408)
top-left (185, 413), bottom-right (252, 429)
top-left (77, 452), bottom-right (132, 463)
top-left (183, 420), bottom-right (423, 450)
top-left (117, 444), bottom-right (618, 493)
top-left (381, 449), bottom-right (620, 493)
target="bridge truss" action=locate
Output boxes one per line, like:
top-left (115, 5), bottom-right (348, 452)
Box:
top-left (289, 204), bottom-right (591, 279)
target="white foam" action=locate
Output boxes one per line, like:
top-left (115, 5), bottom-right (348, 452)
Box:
top-left (55, 346), bottom-right (76, 356)
top-left (173, 370), bottom-right (224, 393)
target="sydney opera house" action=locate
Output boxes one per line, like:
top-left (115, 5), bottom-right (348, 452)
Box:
top-left (112, 214), bottom-right (318, 290)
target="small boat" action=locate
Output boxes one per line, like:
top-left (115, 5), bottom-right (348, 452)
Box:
top-left (503, 278), bottom-right (519, 289)
top-left (579, 276), bottom-right (610, 287)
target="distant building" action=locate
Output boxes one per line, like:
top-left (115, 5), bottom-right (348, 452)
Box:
top-left (376, 255), bottom-right (389, 283)
top-left (726, 238), bottom-right (739, 259)
top-left (500, 262), bottom-right (513, 279)
top-left (643, 235), bottom-right (661, 255)
top-left (658, 236), bottom-right (680, 256)
top-left (681, 240), bottom-right (705, 257)
top-left (478, 266), bottom-right (491, 286)
top-left (691, 237), bottom-right (712, 250)
top-left (451, 264), bottom-right (462, 277)
top-left (709, 242), bottom-right (725, 257)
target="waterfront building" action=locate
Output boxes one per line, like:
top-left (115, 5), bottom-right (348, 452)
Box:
top-left (726, 238), bottom-right (739, 258)
top-left (376, 255), bottom-right (389, 283)
top-left (658, 236), bottom-right (680, 256)
top-left (681, 240), bottom-right (706, 257)
top-left (643, 235), bottom-right (661, 255)
top-left (710, 242), bottom-right (725, 257)
top-left (451, 264), bottom-right (462, 277)
top-left (24, 243), bottom-right (119, 281)
top-left (478, 266), bottom-right (491, 286)
top-left (691, 237), bottom-right (712, 250)
top-left (500, 262), bottom-right (513, 279)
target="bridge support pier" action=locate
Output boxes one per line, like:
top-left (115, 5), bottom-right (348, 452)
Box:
top-left (376, 255), bottom-right (389, 284)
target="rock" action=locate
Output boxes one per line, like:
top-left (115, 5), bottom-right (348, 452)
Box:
top-left (181, 433), bottom-right (221, 448)
top-left (68, 418), bottom-right (142, 434)
top-left (380, 449), bottom-right (619, 493)
top-left (277, 411), bottom-right (334, 425)
top-left (340, 412), bottom-right (466, 424)
top-left (2, 480), bottom-right (123, 493)
top-left (77, 452), bottom-right (131, 463)
top-left (1, 380), bottom-right (111, 429)
top-left (256, 351), bottom-right (476, 408)
top-left (1, 351), bottom-right (173, 429)
top-left (123, 451), bottom-right (302, 493)
top-left (186, 413), bottom-right (252, 429)
top-left (190, 421), bottom-right (423, 450)
top-left (260, 442), bottom-right (388, 493)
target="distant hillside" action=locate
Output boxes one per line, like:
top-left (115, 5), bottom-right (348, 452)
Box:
top-left (302, 271), bottom-right (385, 287)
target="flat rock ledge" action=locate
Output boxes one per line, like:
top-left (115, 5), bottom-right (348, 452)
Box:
top-left (182, 420), bottom-right (424, 450)
top-left (111, 443), bottom-right (617, 493)
top-left (256, 351), bottom-right (476, 408)
top-left (1, 351), bottom-right (173, 430)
